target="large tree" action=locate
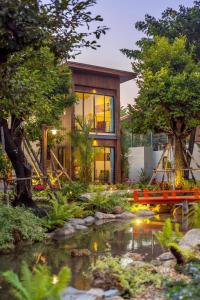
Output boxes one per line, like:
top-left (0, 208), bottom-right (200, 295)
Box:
top-left (0, 0), bottom-right (107, 207)
top-left (123, 36), bottom-right (200, 186)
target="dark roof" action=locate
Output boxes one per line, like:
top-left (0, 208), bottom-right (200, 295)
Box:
top-left (68, 61), bottom-right (136, 83)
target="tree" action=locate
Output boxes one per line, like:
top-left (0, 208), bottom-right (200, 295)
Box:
top-left (123, 36), bottom-right (200, 186)
top-left (0, 0), bottom-right (107, 207)
top-left (70, 118), bottom-right (94, 185)
top-left (122, 1), bottom-right (200, 170)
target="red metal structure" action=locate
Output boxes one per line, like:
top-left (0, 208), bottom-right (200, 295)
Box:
top-left (131, 189), bottom-right (200, 204)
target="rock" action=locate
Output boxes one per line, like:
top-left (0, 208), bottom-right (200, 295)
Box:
top-left (71, 249), bottom-right (91, 257)
top-left (68, 218), bottom-right (86, 225)
top-left (112, 206), bottom-right (124, 214)
top-left (62, 286), bottom-right (103, 300)
top-left (157, 252), bottom-right (174, 261)
top-left (179, 229), bottom-right (200, 250)
top-left (84, 216), bottom-right (95, 225)
top-left (52, 225), bottom-right (75, 240)
top-left (116, 212), bottom-right (135, 219)
top-left (120, 257), bottom-right (134, 267)
top-left (73, 224), bottom-right (88, 230)
top-left (103, 289), bottom-right (120, 298)
top-left (95, 219), bottom-right (116, 226)
top-left (95, 212), bottom-right (116, 220)
top-left (135, 209), bottom-right (155, 217)
top-left (108, 297), bottom-right (124, 300)
top-left (159, 205), bottom-right (173, 214)
top-left (125, 252), bottom-right (144, 261)
top-left (92, 268), bottom-right (121, 291)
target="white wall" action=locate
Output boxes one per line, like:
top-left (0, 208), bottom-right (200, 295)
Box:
top-left (128, 147), bottom-right (163, 182)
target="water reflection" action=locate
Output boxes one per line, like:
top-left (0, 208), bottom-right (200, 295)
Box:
top-left (0, 215), bottom-right (170, 298)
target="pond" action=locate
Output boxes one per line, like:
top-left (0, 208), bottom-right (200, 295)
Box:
top-left (0, 213), bottom-right (186, 299)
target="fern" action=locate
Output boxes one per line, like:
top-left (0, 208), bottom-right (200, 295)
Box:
top-left (155, 218), bottom-right (182, 249)
top-left (2, 262), bottom-right (71, 300)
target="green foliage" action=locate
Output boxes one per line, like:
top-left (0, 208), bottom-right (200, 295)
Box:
top-left (164, 260), bottom-right (200, 300)
top-left (70, 118), bottom-right (94, 184)
top-left (188, 203), bottom-right (200, 228)
top-left (43, 195), bottom-right (85, 229)
top-left (87, 184), bottom-right (108, 193)
top-left (155, 218), bottom-right (183, 249)
top-left (61, 181), bottom-right (86, 200)
top-left (0, 204), bottom-right (46, 251)
top-left (2, 262), bottom-right (71, 300)
top-left (92, 255), bottom-right (162, 297)
top-left (83, 192), bottom-right (129, 213)
top-left (0, 146), bottom-right (11, 177)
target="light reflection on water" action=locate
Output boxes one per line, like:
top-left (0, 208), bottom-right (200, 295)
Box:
top-left (0, 214), bottom-right (182, 298)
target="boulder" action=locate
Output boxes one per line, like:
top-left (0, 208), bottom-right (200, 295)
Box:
top-left (95, 212), bottom-right (116, 220)
top-left (53, 225), bottom-right (75, 240)
top-left (116, 212), bottom-right (135, 219)
top-left (68, 218), bottom-right (86, 225)
top-left (73, 224), bottom-right (88, 230)
top-left (84, 216), bottom-right (95, 225)
top-left (112, 206), bottom-right (124, 215)
top-left (95, 219), bottom-right (116, 226)
top-left (157, 252), bottom-right (174, 261)
top-left (135, 210), bottom-right (155, 217)
top-left (103, 289), bottom-right (120, 298)
top-left (179, 229), bottom-right (200, 250)
top-left (62, 287), bottom-right (103, 300)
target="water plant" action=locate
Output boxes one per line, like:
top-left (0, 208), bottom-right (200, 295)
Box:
top-left (2, 262), bottom-right (71, 300)
top-left (154, 218), bottom-right (183, 249)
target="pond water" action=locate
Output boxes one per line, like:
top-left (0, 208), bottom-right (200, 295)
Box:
top-left (0, 214), bottom-right (187, 299)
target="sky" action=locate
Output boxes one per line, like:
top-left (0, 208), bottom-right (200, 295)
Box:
top-left (74, 0), bottom-right (195, 106)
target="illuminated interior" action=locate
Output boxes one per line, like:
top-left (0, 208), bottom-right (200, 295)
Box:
top-left (93, 146), bottom-right (115, 183)
top-left (75, 92), bottom-right (115, 133)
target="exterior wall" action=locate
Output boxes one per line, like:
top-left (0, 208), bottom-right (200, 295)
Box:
top-left (128, 147), bottom-right (163, 182)
top-left (190, 143), bottom-right (200, 180)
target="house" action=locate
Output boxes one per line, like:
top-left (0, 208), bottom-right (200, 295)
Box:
top-left (55, 62), bottom-right (135, 184)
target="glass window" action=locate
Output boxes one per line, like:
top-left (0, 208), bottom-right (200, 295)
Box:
top-left (93, 147), bottom-right (115, 183)
top-left (84, 93), bottom-right (94, 130)
top-left (75, 92), bottom-right (83, 128)
top-left (95, 95), bottom-right (105, 132)
top-left (74, 92), bottom-right (115, 133)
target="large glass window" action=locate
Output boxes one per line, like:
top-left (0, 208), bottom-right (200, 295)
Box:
top-left (93, 147), bottom-right (115, 183)
top-left (75, 92), bottom-right (115, 133)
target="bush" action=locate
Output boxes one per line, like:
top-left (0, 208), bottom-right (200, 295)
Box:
top-left (61, 181), bottom-right (86, 200)
top-left (43, 195), bottom-right (85, 229)
top-left (0, 204), bottom-right (46, 251)
top-left (91, 254), bottom-right (162, 298)
top-left (154, 218), bottom-right (183, 249)
top-left (83, 192), bottom-right (129, 213)
top-left (2, 262), bottom-right (71, 300)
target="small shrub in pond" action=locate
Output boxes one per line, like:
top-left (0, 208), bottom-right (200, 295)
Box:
top-left (2, 262), bottom-right (71, 300)
top-left (154, 218), bottom-right (183, 249)
top-left (0, 204), bottom-right (46, 251)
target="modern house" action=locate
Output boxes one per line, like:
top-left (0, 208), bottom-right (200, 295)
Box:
top-left (56, 62), bottom-right (135, 184)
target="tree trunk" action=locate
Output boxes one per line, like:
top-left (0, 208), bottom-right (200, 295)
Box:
top-left (185, 128), bottom-right (196, 179)
top-left (0, 118), bottom-right (35, 207)
top-left (174, 136), bottom-right (186, 187)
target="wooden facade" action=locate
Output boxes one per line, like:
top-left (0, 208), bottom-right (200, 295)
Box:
top-left (58, 62), bottom-right (135, 183)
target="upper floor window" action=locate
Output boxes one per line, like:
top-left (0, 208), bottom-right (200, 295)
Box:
top-left (75, 92), bottom-right (115, 133)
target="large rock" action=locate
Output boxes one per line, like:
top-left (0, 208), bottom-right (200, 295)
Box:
top-left (157, 252), bottom-right (174, 261)
top-left (179, 229), bottom-right (200, 250)
top-left (116, 212), bottom-right (135, 219)
top-left (95, 212), bottom-right (116, 220)
top-left (112, 206), bottom-right (124, 215)
top-left (62, 287), bottom-right (104, 300)
top-left (73, 224), bottom-right (88, 230)
top-left (53, 225), bottom-right (75, 240)
top-left (68, 218), bottom-right (86, 225)
top-left (135, 209), bottom-right (155, 217)
top-left (84, 216), bottom-right (95, 225)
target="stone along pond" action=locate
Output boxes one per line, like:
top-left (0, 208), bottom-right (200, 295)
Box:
top-left (0, 214), bottom-right (185, 299)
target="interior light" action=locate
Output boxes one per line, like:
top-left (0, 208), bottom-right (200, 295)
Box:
top-left (92, 89), bottom-right (97, 94)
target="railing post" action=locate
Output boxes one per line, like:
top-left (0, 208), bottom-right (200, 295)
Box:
top-left (133, 191), bottom-right (139, 201)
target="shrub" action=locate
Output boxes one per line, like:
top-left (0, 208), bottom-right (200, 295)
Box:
top-left (0, 204), bottom-right (46, 251)
top-left (43, 195), bottom-right (85, 229)
top-left (91, 254), bottom-right (162, 298)
top-left (154, 218), bottom-right (183, 249)
top-left (61, 181), bottom-right (86, 200)
top-left (2, 262), bottom-right (71, 300)
top-left (83, 192), bottom-right (129, 213)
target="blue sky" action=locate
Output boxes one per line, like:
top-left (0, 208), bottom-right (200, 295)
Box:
top-left (74, 0), bottom-right (195, 106)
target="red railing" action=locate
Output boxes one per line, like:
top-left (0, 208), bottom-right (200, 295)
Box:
top-left (130, 189), bottom-right (200, 204)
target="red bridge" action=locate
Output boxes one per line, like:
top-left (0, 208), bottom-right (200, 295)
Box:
top-left (131, 189), bottom-right (200, 204)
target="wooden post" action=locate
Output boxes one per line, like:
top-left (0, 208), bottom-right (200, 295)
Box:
top-left (41, 125), bottom-right (48, 175)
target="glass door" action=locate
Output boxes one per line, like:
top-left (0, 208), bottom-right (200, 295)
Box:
top-left (93, 147), bottom-right (115, 184)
